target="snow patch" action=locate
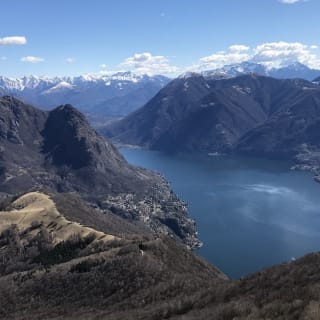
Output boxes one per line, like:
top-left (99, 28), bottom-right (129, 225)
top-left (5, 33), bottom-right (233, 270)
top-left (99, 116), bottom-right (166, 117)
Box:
top-left (42, 81), bottom-right (74, 94)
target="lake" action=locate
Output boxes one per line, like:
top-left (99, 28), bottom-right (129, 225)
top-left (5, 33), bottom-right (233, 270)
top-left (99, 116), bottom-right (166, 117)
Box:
top-left (121, 148), bottom-right (320, 279)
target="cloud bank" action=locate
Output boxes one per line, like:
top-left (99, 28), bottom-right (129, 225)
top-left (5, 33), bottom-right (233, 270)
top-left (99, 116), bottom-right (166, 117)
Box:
top-left (115, 42), bottom-right (320, 76)
top-left (120, 52), bottom-right (178, 75)
top-left (192, 41), bottom-right (320, 71)
top-left (196, 45), bottom-right (251, 70)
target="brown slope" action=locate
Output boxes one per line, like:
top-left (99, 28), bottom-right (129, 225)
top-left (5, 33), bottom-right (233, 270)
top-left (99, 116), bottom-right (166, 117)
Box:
top-left (0, 192), bottom-right (226, 320)
top-left (1, 192), bottom-right (320, 319)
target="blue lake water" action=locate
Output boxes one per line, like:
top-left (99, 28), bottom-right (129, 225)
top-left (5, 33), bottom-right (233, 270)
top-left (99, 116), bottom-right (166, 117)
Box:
top-left (121, 148), bottom-right (320, 279)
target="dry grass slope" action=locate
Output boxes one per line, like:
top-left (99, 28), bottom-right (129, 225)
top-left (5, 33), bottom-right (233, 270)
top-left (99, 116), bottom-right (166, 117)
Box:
top-left (1, 192), bottom-right (320, 319)
top-left (0, 192), bottom-right (227, 320)
top-left (0, 192), bottom-right (117, 245)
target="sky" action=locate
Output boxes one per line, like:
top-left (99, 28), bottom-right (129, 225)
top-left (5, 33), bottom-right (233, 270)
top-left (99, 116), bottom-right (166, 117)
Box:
top-left (0, 0), bottom-right (319, 77)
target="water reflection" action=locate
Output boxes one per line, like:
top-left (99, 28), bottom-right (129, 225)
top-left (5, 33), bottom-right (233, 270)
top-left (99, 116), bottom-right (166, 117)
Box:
top-left (121, 148), bottom-right (320, 278)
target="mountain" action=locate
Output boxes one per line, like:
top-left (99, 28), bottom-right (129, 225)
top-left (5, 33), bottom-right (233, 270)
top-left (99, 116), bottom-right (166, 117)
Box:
top-left (203, 61), bottom-right (267, 78)
top-left (236, 90), bottom-right (320, 158)
top-left (1, 96), bottom-right (320, 319)
top-left (2, 191), bottom-right (320, 319)
top-left (0, 96), bottom-right (199, 248)
top-left (1, 61), bottom-right (318, 122)
top-left (1, 62), bottom-right (318, 123)
top-left (105, 74), bottom-right (318, 152)
top-left (0, 191), bottom-right (226, 319)
top-left (105, 74), bottom-right (320, 180)
top-left (314, 76), bottom-right (320, 82)
top-left (0, 72), bottom-right (169, 118)
top-left (235, 85), bottom-right (320, 181)
top-left (269, 62), bottom-right (320, 80)
top-left (204, 61), bottom-right (320, 81)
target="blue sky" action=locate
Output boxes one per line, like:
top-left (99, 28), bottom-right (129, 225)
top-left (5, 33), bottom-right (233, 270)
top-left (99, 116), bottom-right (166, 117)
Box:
top-left (0, 0), bottom-right (319, 77)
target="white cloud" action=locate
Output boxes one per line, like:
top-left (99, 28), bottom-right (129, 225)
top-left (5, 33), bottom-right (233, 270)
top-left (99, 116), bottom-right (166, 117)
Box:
top-left (192, 46), bottom-right (251, 71)
top-left (229, 44), bottom-right (250, 52)
top-left (279, 0), bottom-right (306, 3)
top-left (99, 63), bottom-right (107, 69)
top-left (0, 56), bottom-right (7, 61)
top-left (65, 57), bottom-right (75, 63)
top-left (120, 52), bottom-right (178, 75)
top-left (192, 41), bottom-right (320, 71)
top-left (252, 41), bottom-right (320, 69)
top-left (0, 36), bottom-right (27, 45)
top-left (310, 45), bottom-right (318, 49)
top-left (21, 56), bottom-right (44, 63)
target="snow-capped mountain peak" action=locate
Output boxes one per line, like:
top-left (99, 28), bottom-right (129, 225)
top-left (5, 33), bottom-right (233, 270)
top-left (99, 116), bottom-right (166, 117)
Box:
top-left (0, 71), bottom-right (162, 92)
top-left (201, 61), bottom-right (320, 81)
top-left (0, 71), bottom-right (171, 117)
top-left (42, 81), bottom-right (74, 95)
top-left (178, 72), bottom-right (203, 79)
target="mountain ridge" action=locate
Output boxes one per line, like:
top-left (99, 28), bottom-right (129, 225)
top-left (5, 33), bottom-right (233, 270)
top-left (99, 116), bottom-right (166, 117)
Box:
top-left (105, 74), bottom-right (318, 150)
top-left (0, 72), bottom-right (170, 119)
top-left (105, 74), bottom-right (320, 181)
top-left (1, 61), bottom-right (319, 121)
top-left (202, 61), bottom-right (320, 81)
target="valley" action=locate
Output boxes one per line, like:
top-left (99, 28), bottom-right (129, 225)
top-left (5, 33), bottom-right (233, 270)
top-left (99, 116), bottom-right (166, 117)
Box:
top-left (1, 54), bottom-right (320, 320)
top-left (2, 1), bottom-right (320, 318)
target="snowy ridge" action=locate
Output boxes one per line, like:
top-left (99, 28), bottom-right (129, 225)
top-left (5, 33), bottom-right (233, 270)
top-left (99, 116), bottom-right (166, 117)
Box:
top-left (42, 81), bottom-right (74, 94)
top-left (178, 72), bottom-right (202, 79)
top-left (201, 61), bottom-right (320, 81)
top-left (0, 71), bottom-right (165, 93)
top-left (0, 71), bottom-right (170, 117)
